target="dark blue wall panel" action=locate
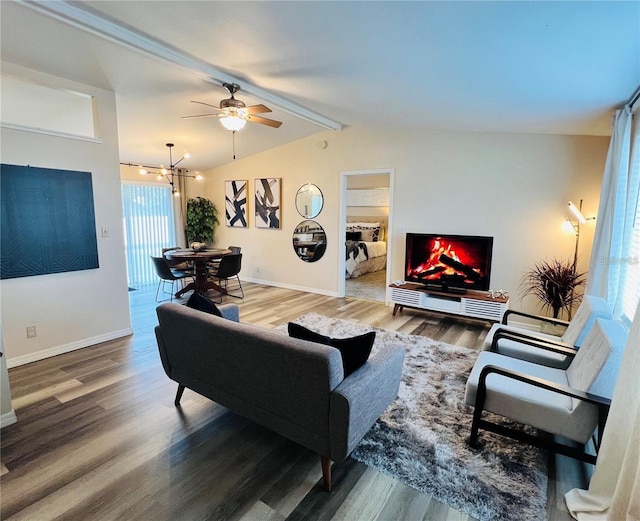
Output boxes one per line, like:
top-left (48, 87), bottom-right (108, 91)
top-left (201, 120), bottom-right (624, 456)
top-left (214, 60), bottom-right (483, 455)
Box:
top-left (1, 164), bottom-right (99, 279)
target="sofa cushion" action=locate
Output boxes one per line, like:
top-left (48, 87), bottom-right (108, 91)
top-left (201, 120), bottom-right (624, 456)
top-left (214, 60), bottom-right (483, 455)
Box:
top-left (288, 322), bottom-right (375, 377)
top-left (186, 292), bottom-right (222, 317)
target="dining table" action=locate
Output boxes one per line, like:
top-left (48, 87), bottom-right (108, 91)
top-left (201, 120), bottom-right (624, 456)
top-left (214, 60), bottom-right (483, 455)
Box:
top-left (165, 248), bottom-right (231, 298)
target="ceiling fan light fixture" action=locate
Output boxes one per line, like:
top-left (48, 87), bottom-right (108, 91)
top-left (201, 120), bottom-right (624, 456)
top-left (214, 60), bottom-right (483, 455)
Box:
top-left (220, 115), bottom-right (247, 132)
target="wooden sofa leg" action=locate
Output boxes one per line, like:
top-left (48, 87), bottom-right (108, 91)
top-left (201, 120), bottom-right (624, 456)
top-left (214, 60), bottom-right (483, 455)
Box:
top-left (174, 384), bottom-right (185, 406)
top-left (321, 455), bottom-right (332, 492)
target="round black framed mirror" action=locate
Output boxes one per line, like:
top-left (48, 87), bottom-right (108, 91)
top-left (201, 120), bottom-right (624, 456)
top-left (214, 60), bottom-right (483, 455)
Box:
top-left (295, 183), bottom-right (324, 219)
top-left (292, 220), bottom-right (327, 263)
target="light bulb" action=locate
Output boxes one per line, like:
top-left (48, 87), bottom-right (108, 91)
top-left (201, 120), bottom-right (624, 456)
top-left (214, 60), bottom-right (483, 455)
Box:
top-left (563, 219), bottom-right (577, 234)
top-left (195, 174), bottom-right (203, 181)
top-left (220, 115), bottom-right (247, 131)
top-left (139, 168), bottom-right (147, 175)
top-left (183, 152), bottom-right (190, 159)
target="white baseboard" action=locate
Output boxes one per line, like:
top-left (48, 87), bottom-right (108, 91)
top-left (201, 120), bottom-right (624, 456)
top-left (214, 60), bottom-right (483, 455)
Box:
top-left (1, 410), bottom-right (17, 428)
top-left (6, 328), bottom-right (134, 368)
top-left (241, 276), bottom-right (339, 298)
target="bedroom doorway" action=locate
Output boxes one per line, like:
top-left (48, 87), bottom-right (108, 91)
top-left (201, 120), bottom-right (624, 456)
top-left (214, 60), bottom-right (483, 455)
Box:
top-left (338, 169), bottom-right (394, 302)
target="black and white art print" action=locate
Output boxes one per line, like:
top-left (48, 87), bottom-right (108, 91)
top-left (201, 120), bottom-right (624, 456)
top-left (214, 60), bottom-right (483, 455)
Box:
top-left (225, 180), bottom-right (248, 227)
top-left (255, 178), bottom-right (281, 229)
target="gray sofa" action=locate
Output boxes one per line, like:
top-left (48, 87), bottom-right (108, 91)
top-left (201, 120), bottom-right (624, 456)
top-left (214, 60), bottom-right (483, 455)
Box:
top-left (154, 302), bottom-right (405, 491)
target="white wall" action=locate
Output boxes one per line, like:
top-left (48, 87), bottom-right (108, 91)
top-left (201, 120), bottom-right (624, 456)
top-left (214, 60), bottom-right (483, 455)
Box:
top-left (1, 63), bottom-right (131, 366)
top-left (204, 125), bottom-right (607, 314)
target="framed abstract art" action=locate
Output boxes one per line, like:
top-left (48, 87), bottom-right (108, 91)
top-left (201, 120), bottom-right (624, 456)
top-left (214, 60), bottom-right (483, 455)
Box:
top-left (255, 178), bottom-right (281, 229)
top-left (225, 180), bottom-right (248, 227)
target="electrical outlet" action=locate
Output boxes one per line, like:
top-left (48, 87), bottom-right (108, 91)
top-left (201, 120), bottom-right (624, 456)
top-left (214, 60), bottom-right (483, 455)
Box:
top-left (26, 325), bottom-right (37, 338)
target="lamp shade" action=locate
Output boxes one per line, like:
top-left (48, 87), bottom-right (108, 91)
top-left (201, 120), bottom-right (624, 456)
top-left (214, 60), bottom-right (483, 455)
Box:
top-left (568, 201), bottom-right (587, 224)
top-left (220, 115), bottom-right (247, 132)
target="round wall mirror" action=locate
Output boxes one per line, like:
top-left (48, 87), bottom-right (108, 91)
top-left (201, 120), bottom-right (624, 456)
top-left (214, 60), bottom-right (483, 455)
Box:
top-left (295, 183), bottom-right (324, 218)
top-left (292, 220), bottom-right (327, 263)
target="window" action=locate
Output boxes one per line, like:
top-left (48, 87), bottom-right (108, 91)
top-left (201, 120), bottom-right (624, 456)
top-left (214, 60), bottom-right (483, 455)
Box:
top-left (121, 182), bottom-right (176, 288)
top-left (1, 75), bottom-right (97, 139)
top-left (620, 124), bottom-right (640, 325)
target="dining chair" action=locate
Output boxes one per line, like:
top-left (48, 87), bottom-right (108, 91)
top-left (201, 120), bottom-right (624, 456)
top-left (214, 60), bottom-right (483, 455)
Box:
top-left (162, 246), bottom-right (192, 272)
top-left (208, 253), bottom-right (244, 302)
top-left (151, 256), bottom-right (193, 302)
top-left (209, 245), bottom-right (241, 270)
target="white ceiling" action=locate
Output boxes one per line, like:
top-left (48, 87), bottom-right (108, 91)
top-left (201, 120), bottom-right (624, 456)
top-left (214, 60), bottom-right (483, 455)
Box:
top-left (1, 1), bottom-right (639, 171)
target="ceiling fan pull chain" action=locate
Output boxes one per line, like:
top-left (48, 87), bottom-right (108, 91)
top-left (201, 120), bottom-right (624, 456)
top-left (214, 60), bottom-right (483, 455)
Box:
top-left (232, 130), bottom-right (236, 160)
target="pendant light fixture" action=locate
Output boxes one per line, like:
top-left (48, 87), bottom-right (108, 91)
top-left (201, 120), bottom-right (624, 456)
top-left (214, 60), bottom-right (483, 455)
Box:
top-left (120, 143), bottom-right (202, 196)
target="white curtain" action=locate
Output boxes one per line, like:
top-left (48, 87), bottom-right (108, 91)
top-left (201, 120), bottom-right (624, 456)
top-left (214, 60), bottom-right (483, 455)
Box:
top-left (585, 106), bottom-right (634, 314)
top-left (564, 302), bottom-right (640, 520)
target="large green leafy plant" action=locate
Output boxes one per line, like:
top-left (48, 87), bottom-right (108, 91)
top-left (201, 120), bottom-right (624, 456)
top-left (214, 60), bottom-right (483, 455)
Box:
top-left (520, 258), bottom-right (586, 319)
top-left (186, 197), bottom-right (219, 245)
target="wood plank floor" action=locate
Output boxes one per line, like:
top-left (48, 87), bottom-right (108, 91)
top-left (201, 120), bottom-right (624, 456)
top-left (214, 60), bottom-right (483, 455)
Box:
top-left (1, 283), bottom-right (588, 520)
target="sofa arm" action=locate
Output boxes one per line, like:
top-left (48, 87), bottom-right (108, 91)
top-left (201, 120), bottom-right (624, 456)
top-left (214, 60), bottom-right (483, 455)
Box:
top-left (218, 304), bottom-right (240, 322)
top-left (329, 343), bottom-right (405, 460)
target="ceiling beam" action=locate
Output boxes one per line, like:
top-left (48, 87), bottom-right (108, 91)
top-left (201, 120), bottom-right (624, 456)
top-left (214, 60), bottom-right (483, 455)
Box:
top-left (19, 0), bottom-right (343, 132)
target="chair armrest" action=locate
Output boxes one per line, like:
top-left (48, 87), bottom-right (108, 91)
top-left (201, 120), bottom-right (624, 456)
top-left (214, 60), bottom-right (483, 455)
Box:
top-left (471, 364), bottom-right (611, 452)
top-left (329, 343), bottom-right (405, 460)
top-left (218, 304), bottom-right (240, 322)
top-left (476, 364), bottom-right (611, 408)
top-left (491, 330), bottom-right (578, 357)
top-left (502, 309), bottom-right (570, 328)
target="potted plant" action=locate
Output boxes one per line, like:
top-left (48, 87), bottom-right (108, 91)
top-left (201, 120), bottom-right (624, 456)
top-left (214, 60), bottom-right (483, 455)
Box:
top-left (186, 197), bottom-right (219, 246)
top-left (520, 258), bottom-right (586, 319)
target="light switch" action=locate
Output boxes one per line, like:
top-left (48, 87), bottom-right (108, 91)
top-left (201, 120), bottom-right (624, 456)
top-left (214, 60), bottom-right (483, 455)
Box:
top-left (101, 226), bottom-right (110, 238)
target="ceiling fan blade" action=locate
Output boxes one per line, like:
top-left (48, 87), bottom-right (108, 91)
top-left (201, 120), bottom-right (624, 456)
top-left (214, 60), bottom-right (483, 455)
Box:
top-left (246, 115), bottom-right (283, 128)
top-left (180, 113), bottom-right (220, 119)
top-left (190, 100), bottom-right (222, 111)
top-left (245, 104), bottom-right (272, 114)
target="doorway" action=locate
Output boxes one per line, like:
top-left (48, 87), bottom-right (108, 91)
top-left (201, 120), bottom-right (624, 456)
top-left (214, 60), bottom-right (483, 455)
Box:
top-left (338, 169), bottom-right (394, 302)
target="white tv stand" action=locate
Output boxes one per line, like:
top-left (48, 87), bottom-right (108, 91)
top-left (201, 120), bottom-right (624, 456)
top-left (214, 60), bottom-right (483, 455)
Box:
top-left (389, 283), bottom-right (508, 322)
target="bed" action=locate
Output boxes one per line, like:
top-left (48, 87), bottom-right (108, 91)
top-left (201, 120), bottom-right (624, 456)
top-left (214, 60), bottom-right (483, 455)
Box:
top-left (345, 221), bottom-right (387, 279)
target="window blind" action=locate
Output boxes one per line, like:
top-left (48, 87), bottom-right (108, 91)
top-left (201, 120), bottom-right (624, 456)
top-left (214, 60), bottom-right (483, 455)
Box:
top-left (620, 129), bottom-right (640, 324)
top-left (121, 182), bottom-right (176, 287)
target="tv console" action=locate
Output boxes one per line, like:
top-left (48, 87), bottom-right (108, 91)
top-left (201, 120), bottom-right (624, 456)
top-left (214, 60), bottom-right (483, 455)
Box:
top-left (389, 282), bottom-right (508, 322)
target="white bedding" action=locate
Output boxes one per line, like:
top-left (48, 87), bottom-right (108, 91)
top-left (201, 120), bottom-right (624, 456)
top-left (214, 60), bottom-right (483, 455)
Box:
top-left (365, 241), bottom-right (387, 258)
top-left (346, 240), bottom-right (387, 277)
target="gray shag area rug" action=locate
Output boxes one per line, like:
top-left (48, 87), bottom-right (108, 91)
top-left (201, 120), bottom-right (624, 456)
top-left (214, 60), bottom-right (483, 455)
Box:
top-left (280, 313), bottom-right (548, 521)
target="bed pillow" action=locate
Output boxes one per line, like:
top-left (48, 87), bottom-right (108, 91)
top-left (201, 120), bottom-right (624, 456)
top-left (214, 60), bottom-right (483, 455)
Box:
top-left (359, 229), bottom-right (375, 241)
top-left (348, 222), bottom-right (381, 241)
top-left (346, 231), bottom-right (362, 241)
top-left (287, 322), bottom-right (376, 377)
top-left (186, 292), bottom-right (223, 317)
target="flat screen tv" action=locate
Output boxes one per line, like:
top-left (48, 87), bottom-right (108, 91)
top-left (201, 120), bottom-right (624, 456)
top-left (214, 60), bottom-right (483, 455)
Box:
top-left (404, 233), bottom-right (493, 293)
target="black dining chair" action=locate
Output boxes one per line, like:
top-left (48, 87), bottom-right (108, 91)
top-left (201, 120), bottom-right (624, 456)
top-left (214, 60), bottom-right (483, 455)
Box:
top-left (150, 256), bottom-right (193, 302)
top-left (208, 253), bottom-right (244, 302)
top-left (162, 247), bottom-right (191, 272)
top-left (209, 245), bottom-right (241, 270)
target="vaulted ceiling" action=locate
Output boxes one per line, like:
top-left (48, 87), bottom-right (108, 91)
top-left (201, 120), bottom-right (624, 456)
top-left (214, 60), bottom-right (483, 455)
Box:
top-left (2, 1), bottom-right (638, 171)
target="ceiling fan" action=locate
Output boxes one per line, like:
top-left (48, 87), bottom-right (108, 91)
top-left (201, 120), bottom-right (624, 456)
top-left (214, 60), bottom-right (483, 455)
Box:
top-left (182, 83), bottom-right (282, 131)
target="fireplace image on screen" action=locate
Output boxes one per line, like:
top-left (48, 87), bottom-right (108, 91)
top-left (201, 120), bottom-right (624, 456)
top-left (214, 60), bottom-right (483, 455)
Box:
top-left (404, 233), bottom-right (493, 293)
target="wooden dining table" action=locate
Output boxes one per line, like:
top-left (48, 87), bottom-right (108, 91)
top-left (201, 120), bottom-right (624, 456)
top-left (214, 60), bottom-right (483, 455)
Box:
top-left (165, 248), bottom-right (231, 298)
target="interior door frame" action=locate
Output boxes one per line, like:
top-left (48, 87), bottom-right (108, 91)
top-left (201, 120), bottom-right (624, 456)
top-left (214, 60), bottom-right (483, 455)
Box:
top-left (338, 168), bottom-right (395, 302)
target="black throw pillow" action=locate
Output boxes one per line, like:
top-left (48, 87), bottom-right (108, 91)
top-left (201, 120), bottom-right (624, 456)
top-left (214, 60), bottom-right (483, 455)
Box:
top-left (186, 292), bottom-right (222, 317)
top-left (288, 322), bottom-right (375, 377)
top-left (346, 231), bottom-right (362, 241)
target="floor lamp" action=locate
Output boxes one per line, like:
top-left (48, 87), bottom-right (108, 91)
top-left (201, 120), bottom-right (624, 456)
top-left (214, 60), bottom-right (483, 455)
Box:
top-left (566, 199), bottom-right (596, 270)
